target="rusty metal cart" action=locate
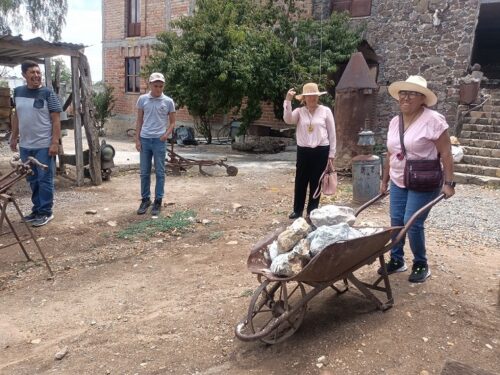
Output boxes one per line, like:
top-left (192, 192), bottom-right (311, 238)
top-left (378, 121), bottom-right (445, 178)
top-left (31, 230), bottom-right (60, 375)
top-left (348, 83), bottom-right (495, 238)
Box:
top-left (0, 155), bottom-right (53, 275)
top-left (235, 192), bottom-right (445, 344)
top-left (165, 143), bottom-right (238, 177)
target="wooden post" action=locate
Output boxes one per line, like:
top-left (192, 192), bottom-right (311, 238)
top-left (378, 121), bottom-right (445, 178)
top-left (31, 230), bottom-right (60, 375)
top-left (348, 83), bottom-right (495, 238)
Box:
top-left (71, 56), bottom-right (84, 186)
top-left (44, 58), bottom-right (52, 89)
top-left (78, 52), bottom-right (102, 185)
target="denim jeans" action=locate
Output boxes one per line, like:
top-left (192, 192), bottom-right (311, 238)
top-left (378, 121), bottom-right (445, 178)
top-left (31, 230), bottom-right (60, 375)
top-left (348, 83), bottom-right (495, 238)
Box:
top-left (20, 147), bottom-right (55, 216)
top-left (140, 137), bottom-right (166, 200)
top-left (389, 181), bottom-right (440, 265)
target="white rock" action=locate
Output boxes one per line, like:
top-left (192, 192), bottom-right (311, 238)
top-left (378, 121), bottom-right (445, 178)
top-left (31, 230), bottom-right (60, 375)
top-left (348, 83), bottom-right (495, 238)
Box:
top-left (107, 221), bottom-right (117, 227)
top-left (485, 343), bottom-right (493, 350)
top-left (308, 223), bottom-right (363, 256)
top-left (232, 203), bottom-right (243, 211)
top-left (422, 337), bottom-right (429, 343)
top-left (30, 338), bottom-right (41, 344)
top-left (226, 241), bottom-right (238, 245)
top-left (309, 205), bottom-right (356, 227)
top-left (317, 355), bottom-right (326, 363)
top-left (201, 219), bottom-right (211, 225)
top-left (55, 346), bottom-right (69, 360)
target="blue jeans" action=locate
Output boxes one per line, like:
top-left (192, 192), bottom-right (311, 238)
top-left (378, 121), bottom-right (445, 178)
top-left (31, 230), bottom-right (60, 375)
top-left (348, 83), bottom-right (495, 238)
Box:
top-left (20, 147), bottom-right (55, 216)
top-left (140, 137), bottom-right (166, 200)
top-left (389, 181), bottom-right (440, 265)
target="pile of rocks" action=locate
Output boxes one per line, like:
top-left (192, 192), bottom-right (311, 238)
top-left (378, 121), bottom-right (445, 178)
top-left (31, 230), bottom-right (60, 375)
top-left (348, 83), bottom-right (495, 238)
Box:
top-left (265, 206), bottom-right (383, 277)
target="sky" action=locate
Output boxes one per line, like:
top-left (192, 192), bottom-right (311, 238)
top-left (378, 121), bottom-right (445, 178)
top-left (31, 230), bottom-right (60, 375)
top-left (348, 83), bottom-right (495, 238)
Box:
top-left (7, 0), bottom-right (103, 81)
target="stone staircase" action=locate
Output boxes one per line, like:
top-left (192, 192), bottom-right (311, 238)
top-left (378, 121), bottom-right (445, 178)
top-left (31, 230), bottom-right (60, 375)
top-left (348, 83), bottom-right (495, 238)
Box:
top-left (455, 88), bottom-right (500, 187)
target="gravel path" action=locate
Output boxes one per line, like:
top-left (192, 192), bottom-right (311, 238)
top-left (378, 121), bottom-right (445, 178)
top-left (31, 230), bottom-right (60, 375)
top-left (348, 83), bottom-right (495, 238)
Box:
top-left (427, 185), bottom-right (499, 247)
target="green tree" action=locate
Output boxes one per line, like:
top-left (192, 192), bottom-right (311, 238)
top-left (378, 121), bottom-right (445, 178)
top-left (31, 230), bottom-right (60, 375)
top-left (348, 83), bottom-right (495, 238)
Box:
top-left (0, 0), bottom-right (67, 41)
top-left (148, 0), bottom-right (361, 141)
top-left (92, 84), bottom-right (115, 136)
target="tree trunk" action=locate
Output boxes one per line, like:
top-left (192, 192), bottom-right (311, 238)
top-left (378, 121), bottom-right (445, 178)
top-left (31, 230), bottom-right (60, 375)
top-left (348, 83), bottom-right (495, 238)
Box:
top-left (78, 53), bottom-right (102, 185)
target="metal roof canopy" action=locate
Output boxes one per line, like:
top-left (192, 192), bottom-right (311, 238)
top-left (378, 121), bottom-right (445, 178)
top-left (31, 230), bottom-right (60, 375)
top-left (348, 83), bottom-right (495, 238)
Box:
top-left (0, 35), bottom-right (84, 67)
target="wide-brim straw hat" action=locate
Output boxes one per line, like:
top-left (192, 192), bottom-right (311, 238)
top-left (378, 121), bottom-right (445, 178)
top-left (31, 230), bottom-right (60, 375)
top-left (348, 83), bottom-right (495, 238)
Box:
top-left (295, 82), bottom-right (327, 100)
top-left (388, 75), bottom-right (438, 107)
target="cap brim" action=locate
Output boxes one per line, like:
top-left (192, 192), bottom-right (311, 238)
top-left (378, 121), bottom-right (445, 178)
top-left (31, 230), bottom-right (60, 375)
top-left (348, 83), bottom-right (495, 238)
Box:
top-left (295, 91), bottom-right (327, 100)
top-left (388, 81), bottom-right (437, 106)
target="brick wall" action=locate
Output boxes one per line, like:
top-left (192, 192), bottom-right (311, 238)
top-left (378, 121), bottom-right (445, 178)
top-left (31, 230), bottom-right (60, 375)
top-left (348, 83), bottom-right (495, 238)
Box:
top-left (103, 0), bottom-right (314, 133)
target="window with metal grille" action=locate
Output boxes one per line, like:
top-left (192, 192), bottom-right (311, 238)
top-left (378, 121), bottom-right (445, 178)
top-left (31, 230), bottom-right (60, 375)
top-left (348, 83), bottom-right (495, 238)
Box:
top-left (127, 0), bottom-right (141, 37)
top-left (331, 0), bottom-right (372, 17)
top-left (125, 57), bottom-right (140, 93)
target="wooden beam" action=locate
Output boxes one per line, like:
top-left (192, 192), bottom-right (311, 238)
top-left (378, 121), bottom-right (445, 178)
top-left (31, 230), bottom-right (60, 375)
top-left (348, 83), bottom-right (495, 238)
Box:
top-left (71, 56), bottom-right (84, 186)
top-left (44, 58), bottom-right (52, 89)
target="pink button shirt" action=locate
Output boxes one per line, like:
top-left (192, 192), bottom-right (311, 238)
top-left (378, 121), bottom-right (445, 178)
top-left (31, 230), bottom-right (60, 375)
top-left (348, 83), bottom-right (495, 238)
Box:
top-left (283, 100), bottom-right (336, 158)
top-left (387, 107), bottom-right (449, 188)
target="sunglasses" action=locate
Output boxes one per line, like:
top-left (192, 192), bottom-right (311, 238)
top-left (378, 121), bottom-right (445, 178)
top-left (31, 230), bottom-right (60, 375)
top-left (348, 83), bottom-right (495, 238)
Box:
top-left (398, 91), bottom-right (424, 99)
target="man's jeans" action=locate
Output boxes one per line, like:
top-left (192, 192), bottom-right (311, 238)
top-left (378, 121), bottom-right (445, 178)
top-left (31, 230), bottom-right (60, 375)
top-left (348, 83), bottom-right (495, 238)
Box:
top-left (20, 147), bottom-right (55, 216)
top-left (140, 137), bottom-right (166, 200)
top-left (389, 181), bottom-right (440, 265)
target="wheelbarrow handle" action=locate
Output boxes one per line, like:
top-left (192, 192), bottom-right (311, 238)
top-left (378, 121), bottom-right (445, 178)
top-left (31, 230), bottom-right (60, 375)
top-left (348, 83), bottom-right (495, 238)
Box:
top-left (355, 192), bottom-right (389, 217)
top-left (393, 193), bottom-right (446, 245)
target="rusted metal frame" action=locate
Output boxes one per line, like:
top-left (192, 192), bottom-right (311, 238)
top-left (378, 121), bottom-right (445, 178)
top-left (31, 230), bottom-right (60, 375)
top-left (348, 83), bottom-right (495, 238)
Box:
top-left (237, 281), bottom-right (325, 342)
top-left (0, 196), bottom-right (32, 261)
top-left (346, 268), bottom-right (393, 311)
top-left (10, 197), bottom-right (53, 276)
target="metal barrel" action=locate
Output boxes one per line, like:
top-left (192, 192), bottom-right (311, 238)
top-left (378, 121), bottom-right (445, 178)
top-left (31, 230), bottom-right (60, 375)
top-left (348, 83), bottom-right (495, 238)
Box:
top-left (352, 154), bottom-right (381, 204)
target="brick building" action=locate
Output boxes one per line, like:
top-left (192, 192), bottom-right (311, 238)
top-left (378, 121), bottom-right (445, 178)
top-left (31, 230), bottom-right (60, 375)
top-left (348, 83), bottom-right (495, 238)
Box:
top-left (103, 0), bottom-right (500, 134)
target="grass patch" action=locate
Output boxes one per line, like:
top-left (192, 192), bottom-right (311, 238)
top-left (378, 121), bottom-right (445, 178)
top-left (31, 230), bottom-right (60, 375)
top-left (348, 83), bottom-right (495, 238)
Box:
top-left (209, 231), bottom-right (224, 241)
top-left (117, 210), bottom-right (196, 239)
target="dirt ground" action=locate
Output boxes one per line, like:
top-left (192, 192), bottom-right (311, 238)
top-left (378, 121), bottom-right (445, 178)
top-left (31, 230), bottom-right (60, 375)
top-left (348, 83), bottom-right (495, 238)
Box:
top-left (0, 143), bottom-right (498, 375)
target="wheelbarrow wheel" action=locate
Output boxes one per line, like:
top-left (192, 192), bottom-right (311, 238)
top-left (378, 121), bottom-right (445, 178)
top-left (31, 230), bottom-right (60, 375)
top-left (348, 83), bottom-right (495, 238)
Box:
top-left (226, 165), bottom-right (238, 176)
top-left (247, 279), bottom-right (307, 344)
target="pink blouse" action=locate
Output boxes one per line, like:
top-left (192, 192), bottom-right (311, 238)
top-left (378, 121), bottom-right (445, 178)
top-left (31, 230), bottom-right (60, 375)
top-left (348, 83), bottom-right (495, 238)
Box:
top-left (387, 107), bottom-right (449, 188)
top-left (283, 100), bottom-right (336, 158)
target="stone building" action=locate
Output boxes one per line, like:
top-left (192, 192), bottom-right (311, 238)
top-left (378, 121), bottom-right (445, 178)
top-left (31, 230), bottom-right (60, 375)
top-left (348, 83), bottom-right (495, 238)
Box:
top-left (103, 0), bottom-right (500, 133)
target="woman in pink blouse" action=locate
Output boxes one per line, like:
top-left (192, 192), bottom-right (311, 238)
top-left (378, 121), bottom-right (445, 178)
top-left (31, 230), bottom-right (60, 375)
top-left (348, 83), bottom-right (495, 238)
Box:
top-left (283, 83), bottom-right (336, 220)
top-left (379, 75), bottom-right (455, 283)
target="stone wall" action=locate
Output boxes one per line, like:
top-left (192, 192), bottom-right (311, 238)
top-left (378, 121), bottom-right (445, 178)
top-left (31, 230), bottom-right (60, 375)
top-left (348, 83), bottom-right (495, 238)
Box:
top-left (345, 0), bottom-right (481, 137)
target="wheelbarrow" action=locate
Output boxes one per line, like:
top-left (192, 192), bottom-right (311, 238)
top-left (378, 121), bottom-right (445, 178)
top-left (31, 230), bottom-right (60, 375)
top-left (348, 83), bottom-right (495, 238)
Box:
top-left (235, 192), bottom-right (445, 344)
top-left (165, 142), bottom-right (238, 177)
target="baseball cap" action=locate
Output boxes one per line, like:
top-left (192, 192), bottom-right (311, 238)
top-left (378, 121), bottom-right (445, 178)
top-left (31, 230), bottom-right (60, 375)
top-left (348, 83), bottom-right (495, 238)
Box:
top-left (149, 72), bottom-right (165, 83)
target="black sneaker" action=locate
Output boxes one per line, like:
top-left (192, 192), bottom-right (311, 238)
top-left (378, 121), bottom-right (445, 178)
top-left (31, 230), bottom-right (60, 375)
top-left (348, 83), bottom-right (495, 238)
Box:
top-left (151, 198), bottom-right (162, 216)
top-left (288, 212), bottom-right (301, 219)
top-left (377, 258), bottom-right (408, 275)
top-left (23, 212), bottom-right (38, 222)
top-left (32, 214), bottom-right (54, 227)
top-left (408, 263), bottom-right (431, 283)
top-left (137, 198), bottom-right (151, 215)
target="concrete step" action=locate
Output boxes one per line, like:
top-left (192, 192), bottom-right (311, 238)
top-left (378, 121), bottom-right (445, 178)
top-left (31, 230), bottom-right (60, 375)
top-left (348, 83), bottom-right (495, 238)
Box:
top-left (454, 172), bottom-right (500, 187)
top-left (462, 155), bottom-right (500, 168)
top-left (462, 146), bottom-right (500, 158)
top-left (467, 111), bottom-right (500, 119)
top-left (454, 163), bottom-right (500, 177)
top-left (463, 116), bottom-right (500, 125)
top-left (459, 130), bottom-right (500, 141)
top-left (482, 104), bottom-right (500, 112)
top-left (461, 123), bottom-right (500, 133)
top-left (458, 138), bottom-right (500, 149)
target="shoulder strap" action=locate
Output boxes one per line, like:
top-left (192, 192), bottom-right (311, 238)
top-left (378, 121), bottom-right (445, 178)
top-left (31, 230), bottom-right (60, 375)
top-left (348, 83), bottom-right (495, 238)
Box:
top-left (398, 114), bottom-right (407, 157)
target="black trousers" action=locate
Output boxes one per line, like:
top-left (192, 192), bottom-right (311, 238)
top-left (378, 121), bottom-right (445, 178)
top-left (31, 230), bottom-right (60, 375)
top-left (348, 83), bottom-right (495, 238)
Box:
top-left (293, 145), bottom-right (330, 215)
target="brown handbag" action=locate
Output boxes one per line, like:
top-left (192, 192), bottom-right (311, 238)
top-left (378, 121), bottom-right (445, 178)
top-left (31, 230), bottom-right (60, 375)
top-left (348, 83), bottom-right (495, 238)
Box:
top-left (399, 114), bottom-right (443, 192)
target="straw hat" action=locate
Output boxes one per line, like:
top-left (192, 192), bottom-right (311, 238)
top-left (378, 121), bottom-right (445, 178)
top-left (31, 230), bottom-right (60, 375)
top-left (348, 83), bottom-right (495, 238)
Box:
top-left (450, 136), bottom-right (460, 145)
top-left (295, 83), bottom-right (327, 100)
top-left (388, 75), bottom-right (438, 107)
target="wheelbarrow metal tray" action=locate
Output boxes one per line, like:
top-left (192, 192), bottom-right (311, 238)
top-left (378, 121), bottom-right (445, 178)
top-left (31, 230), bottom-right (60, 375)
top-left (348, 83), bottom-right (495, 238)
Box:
top-left (247, 226), bottom-right (402, 283)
